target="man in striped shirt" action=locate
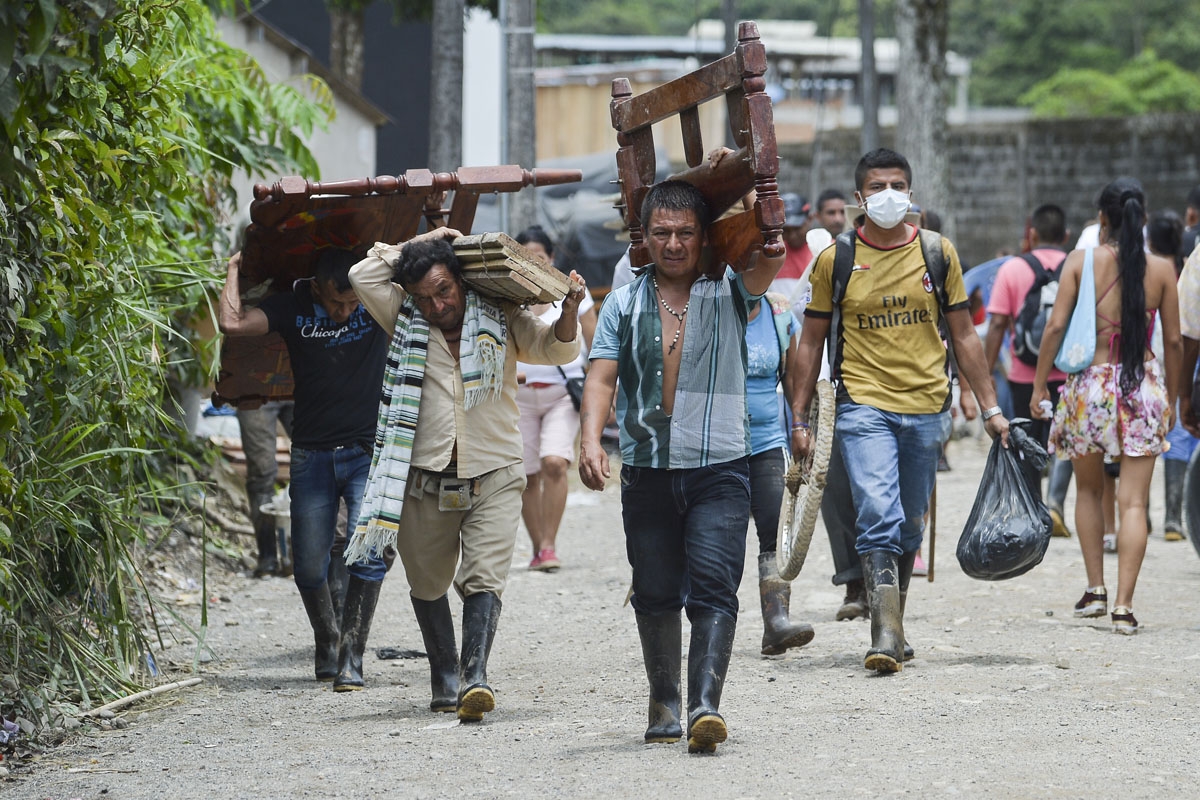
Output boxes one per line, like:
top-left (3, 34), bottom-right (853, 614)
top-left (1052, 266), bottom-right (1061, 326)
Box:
top-left (579, 178), bottom-right (784, 754)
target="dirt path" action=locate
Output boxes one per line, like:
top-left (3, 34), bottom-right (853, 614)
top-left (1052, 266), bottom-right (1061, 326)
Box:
top-left (12, 432), bottom-right (1200, 799)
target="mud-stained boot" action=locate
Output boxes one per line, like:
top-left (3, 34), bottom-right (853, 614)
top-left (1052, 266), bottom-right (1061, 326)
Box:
top-left (457, 592), bottom-right (501, 722)
top-left (897, 550), bottom-right (917, 662)
top-left (327, 549), bottom-right (349, 624)
top-left (297, 583), bottom-right (339, 681)
top-left (758, 552), bottom-right (815, 655)
top-left (686, 612), bottom-right (736, 754)
top-left (635, 612), bottom-right (682, 743)
top-left (1164, 459), bottom-right (1186, 540)
top-left (836, 578), bottom-right (869, 621)
top-left (250, 492), bottom-right (278, 577)
top-left (333, 576), bottom-right (382, 691)
top-left (411, 594), bottom-right (460, 713)
top-left (862, 550), bottom-right (903, 673)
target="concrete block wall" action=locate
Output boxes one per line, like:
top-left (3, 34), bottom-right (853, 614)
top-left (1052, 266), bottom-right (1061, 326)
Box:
top-left (778, 113), bottom-right (1200, 267)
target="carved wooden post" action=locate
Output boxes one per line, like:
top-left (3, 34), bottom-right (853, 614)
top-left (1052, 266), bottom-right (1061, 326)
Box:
top-left (736, 21), bottom-right (784, 258)
top-left (611, 78), bottom-right (650, 269)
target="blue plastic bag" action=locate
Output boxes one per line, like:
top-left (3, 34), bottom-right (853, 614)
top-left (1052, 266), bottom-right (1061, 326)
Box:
top-left (1054, 247), bottom-right (1097, 373)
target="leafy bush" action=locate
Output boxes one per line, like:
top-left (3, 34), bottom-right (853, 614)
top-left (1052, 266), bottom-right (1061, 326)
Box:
top-left (1019, 68), bottom-right (1141, 117)
top-left (1020, 51), bottom-right (1200, 117)
top-left (0, 0), bottom-right (331, 732)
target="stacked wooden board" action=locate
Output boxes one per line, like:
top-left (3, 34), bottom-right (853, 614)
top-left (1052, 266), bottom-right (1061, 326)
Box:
top-left (453, 232), bottom-right (572, 304)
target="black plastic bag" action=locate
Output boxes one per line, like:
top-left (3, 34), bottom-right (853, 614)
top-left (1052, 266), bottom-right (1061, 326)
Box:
top-left (956, 422), bottom-right (1052, 580)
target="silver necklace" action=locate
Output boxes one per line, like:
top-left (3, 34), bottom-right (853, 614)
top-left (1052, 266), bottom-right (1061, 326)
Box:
top-left (652, 275), bottom-right (688, 354)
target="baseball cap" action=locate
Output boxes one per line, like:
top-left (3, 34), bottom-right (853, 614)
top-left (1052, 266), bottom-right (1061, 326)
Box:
top-left (782, 193), bottom-right (811, 228)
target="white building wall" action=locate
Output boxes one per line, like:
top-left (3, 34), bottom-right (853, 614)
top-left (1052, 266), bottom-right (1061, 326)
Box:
top-left (215, 16), bottom-right (379, 232)
top-left (463, 8), bottom-right (503, 167)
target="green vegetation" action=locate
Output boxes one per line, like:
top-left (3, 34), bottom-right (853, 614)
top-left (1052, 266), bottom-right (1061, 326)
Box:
top-left (0, 0), bottom-right (331, 732)
top-left (1022, 51), bottom-right (1200, 117)
top-left (536, 0), bottom-right (1200, 113)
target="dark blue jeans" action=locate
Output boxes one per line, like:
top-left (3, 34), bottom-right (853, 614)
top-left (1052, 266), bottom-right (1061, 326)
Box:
top-left (620, 457), bottom-right (750, 620)
top-left (748, 448), bottom-right (785, 555)
top-left (289, 445), bottom-right (385, 589)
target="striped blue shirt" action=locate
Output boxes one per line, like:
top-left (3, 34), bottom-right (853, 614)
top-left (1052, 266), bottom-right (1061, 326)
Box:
top-left (590, 268), bottom-right (759, 469)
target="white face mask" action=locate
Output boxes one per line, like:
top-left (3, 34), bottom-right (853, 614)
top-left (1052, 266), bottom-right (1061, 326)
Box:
top-left (861, 188), bottom-right (911, 230)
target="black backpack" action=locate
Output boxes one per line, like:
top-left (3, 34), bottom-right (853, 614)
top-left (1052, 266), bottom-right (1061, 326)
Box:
top-left (1011, 251), bottom-right (1067, 367)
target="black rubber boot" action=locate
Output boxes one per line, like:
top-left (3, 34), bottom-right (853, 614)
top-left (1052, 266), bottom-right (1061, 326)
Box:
top-left (897, 550), bottom-right (917, 662)
top-left (411, 594), bottom-right (460, 713)
top-left (457, 592), bottom-right (502, 722)
top-left (250, 492), bottom-right (278, 577)
top-left (836, 579), bottom-right (869, 621)
top-left (686, 612), bottom-right (736, 754)
top-left (333, 576), bottom-right (382, 692)
top-left (1164, 458), bottom-right (1186, 539)
top-left (635, 612), bottom-right (682, 743)
top-left (862, 550), bottom-right (903, 673)
top-left (297, 583), bottom-right (339, 681)
top-left (758, 552), bottom-right (815, 655)
top-left (327, 547), bottom-right (349, 624)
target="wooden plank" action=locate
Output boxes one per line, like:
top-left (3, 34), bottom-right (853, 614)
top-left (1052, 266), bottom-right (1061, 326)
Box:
top-left (451, 233), bottom-right (571, 304)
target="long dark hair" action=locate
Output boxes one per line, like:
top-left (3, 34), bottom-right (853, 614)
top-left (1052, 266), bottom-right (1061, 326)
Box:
top-left (1097, 177), bottom-right (1147, 396)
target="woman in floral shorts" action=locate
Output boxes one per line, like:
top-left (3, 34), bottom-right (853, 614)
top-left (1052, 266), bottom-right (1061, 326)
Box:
top-left (1051, 360), bottom-right (1170, 461)
top-left (1032, 178), bottom-right (1182, 636)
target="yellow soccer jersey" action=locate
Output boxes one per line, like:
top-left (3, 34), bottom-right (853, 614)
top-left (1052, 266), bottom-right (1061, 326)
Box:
top-left (805, 226), bottom-right (969, 415)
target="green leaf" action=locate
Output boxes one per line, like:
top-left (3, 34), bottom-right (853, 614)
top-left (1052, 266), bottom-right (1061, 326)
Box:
top-left (0, 17), bottom-right (15, 87)
top-left (26, 0), bottom-right (58, 60)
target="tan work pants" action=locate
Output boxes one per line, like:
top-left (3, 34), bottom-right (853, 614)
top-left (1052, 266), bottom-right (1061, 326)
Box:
top-left (396, 463), bottom-right (526, 601)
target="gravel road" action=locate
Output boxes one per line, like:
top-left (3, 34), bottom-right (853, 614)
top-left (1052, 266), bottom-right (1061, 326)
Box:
top-left (11, 431), bottom-right (1200, 799)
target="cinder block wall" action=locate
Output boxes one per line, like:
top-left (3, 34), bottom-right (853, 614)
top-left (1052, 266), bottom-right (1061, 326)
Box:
top-left (778, 114), bottom-right (1200, 267)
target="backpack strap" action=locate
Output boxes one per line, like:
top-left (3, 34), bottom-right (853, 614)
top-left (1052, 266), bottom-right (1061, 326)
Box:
top-left (915, 229), bottom-right (960, 388)
top-left (830, 229), bottom-right (858, 305)
top-left (827, 230), bottom-right (859, 379)
top-left (917, 229), bottom-right (949, 310)
top-left (1019, 252), bottom-right (1050, 287)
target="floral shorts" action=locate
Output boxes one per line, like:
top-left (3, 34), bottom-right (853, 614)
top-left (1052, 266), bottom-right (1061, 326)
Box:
top-left (1049, 359), bottom-right (1169, 460)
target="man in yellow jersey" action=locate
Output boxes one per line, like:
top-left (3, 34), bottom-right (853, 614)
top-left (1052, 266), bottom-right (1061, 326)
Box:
top-left (789, 148), bottom-right (1010, 673)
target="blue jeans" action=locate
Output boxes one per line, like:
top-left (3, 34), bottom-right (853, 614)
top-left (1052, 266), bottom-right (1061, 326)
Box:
top-left (620, 458), bottom-right (750, 620)
top-left (836, 403), bottom-right (947, 557)
top-left (289, 445), bottom-right (386, 589)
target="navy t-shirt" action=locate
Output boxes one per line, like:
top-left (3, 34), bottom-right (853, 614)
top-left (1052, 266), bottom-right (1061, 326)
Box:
top-left (259, 283), bottom-right (388, 451)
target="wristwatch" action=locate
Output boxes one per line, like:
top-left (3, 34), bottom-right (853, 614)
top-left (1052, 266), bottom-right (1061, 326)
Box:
top-left (981, 406), bottom-right (1003, 421)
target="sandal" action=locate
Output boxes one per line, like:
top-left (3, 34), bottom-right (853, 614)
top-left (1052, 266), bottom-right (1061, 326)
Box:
top-left (1111, 607), bottom-right (1138, 635)
top-left (1073, 587), bottom-right (1107, 618)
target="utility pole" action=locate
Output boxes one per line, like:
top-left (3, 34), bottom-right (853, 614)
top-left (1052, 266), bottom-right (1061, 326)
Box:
top-left (859, 0), bottom-right (879, 152)
top-left (503, 0), bottom-right (537, 234)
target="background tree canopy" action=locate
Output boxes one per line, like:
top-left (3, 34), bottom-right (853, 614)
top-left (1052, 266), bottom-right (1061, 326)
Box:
top-left (0, 0), bottom-right (330, 730)
top-left (536, 0), bottom-right (1200, 111)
